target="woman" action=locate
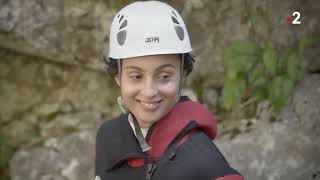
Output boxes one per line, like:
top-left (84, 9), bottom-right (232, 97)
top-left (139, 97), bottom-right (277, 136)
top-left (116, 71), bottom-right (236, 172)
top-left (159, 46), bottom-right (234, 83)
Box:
top-left (95, 1), bottom-right (243, 180)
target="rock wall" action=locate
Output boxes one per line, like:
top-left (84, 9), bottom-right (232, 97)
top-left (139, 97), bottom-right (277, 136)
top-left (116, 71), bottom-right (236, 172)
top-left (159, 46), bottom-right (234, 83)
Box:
top-left (0, 48), bottom-right (120, 147)
top-left (0, 0), bottom-right (319, 180)
top-left (216, 75), bottom-right (320, 180)
top-left (0, 48), bottom-right (119, 179)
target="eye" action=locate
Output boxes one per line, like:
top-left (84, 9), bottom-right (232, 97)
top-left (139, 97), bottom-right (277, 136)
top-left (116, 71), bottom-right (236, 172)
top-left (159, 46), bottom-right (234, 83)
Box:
top-left (158, 74), bottom-right (171, 80)
top-left (126, 71), bottom-right (142, 80)
top-left (130, 75), bottom-right (142, 80)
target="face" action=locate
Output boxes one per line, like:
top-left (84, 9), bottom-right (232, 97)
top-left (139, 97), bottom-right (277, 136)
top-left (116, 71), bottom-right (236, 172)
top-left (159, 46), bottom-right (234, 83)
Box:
top-left (115, 54), bottom-right (183, 128)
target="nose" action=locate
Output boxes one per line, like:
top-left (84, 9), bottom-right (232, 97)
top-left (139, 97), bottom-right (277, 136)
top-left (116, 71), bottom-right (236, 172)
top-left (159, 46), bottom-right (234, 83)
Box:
top-left (140, 78), bottom-right (158, 98)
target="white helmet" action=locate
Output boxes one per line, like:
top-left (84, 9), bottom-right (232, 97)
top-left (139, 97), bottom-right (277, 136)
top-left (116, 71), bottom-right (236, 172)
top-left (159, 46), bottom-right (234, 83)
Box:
top-left (108, 1), bottom-right (192, 59)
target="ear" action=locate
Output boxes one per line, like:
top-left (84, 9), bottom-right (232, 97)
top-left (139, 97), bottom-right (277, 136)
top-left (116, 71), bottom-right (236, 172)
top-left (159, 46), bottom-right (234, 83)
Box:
top-left (114, 75), bottom-right (120, 87)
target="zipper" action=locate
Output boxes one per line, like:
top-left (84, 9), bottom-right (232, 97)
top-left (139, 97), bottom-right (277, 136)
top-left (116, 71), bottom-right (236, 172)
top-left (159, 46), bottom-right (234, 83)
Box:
top-left (145, 162), bottom-right (157, 180)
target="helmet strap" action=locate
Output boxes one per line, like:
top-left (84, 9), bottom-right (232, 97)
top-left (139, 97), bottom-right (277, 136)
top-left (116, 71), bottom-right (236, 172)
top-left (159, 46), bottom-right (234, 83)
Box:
top-left (117, 59), bottom-right (122, 84)
top-left (176, 54), bottom-right (185, 102)
top-left (117, 59), bottom-right (129, 113)
top-left (117, 59), bottom-right (127, 110)
top-left (129, 113), bottom-right (152, 152)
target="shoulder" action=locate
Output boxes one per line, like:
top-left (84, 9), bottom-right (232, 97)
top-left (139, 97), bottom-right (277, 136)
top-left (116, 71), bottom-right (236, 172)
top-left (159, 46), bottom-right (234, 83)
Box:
top-left (189, 131), bottom-right (224, 155)
top-left (96, 113), bottom-right (129, 141)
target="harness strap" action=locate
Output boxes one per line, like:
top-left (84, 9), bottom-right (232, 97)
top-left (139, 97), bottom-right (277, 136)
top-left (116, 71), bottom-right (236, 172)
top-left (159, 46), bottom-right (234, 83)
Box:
top-left (130, 113), bottom-right (152, 152)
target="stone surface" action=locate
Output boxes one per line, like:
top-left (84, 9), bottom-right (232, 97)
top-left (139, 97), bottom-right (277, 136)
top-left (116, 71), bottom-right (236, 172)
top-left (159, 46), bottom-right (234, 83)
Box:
top-left (0, 48), bottom-right (120, 154)
top-left (0, 48), bottom-right (119, 124)
top-left (215, 74), bottom-right (320, 180)
top-left (40, 111), bottom-right (103, 138)
top-left (10, 130), bottom-right (95, 180)
top-left (304, 43), bottom-right (320, 72)
top-left (0, 0), bottom-right (114, 71)
top-left (10, 148), bottom-right (67, 180)
top-left (291, 75), bottom-right (320, 129)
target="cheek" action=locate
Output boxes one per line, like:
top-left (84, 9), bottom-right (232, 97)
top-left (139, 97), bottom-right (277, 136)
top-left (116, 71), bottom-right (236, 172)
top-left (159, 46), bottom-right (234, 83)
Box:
top-left (120, 80), bottom-right (139, 101)
top-left (159, 81), bottom-right (180, 97)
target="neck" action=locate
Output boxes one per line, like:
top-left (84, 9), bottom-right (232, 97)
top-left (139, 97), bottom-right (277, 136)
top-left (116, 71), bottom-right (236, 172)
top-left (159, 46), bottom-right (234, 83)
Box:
top-left (138, 120), bottom-right (154, 129)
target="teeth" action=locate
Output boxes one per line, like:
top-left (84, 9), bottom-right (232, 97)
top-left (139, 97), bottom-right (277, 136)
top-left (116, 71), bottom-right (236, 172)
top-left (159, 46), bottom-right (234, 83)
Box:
top-left (141, 102), bottom-right (155, 107)
top-left (140, 101), bottom-right (160, 109)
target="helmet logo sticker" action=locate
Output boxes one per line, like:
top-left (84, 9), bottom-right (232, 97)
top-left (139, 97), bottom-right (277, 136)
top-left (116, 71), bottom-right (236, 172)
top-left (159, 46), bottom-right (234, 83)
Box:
top-left (145, 37), bottom-right (160, 43)
top-left (171, 11), bottom-right (184, 41)
top-left (116, 13), bottom-right (127, 46)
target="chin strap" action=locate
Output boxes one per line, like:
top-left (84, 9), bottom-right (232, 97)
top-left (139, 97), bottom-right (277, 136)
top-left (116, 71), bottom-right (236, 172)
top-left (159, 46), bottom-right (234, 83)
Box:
top-left (129, 113), bottom-right (152, 152)
top-left (176, 54), bottom-right (184, 102)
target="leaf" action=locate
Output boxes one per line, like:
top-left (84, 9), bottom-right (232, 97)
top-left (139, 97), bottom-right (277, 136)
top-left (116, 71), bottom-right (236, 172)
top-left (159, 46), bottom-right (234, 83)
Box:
top-left (224, 40), bottom-right (258, 74)
top-left (224, 48), bottom-right (241, 79)
top-left (263, 45), bottom-right (278, 74)
top-left (0, 136), bottom-right (10, 168)
top-left (248, 64), bottom-right (267, 87)
top-left (286, 52), bottom-right (300, 81)
top-left (267, 77), bottom-right (282, 111)
top-left (226, 67), bottom-right (238, 79)
top-left (222, 77), bottom-right (246, 109)
top-left (282, 77), bottom-right (295, 99)
top-left (253, 89), bottom-right (267, 102)
top-left (299, 35), bottom-right (318, 55)
top-left (268, 77), bottom-right (281, 99)
top-left (278, 50), bottom-right (292, 72)
top-left (267, 76), bottom-right (295, 112)
top-left (229, 40), bottom-right (258, 55)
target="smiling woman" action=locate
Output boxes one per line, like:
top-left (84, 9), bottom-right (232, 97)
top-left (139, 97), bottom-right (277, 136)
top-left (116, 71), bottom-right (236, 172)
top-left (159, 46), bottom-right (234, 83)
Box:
top-left (95, 1), bottom-right (243, 180)
top-left (117, 55), bottom-right (182, 129)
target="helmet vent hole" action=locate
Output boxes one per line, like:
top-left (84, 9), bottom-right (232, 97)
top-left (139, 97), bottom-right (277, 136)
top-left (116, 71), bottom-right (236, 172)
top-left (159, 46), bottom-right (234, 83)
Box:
top-left (174, 26), bottom-right (184, 41)
top-left (171, 16), bottom-right (180, 25)
top-left (172, 11), bottom-right (177, 17)
top-left (119, 19), bottom-right (127, 30)
top-left (117, 30), bottom-right (127, 46)
top-left (119, 15), bottom-right (124, 23)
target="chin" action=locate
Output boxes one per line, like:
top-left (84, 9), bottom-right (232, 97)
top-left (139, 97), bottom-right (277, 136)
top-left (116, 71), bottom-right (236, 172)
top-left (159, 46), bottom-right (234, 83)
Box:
top-left (131, 103), bottom-right (174, 126)
top-left (140, 115), bottom-right (161, 123)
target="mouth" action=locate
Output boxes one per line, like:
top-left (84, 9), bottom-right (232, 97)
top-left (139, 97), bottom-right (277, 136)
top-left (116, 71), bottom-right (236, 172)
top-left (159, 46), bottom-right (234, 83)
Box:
top-left (136, 99), bottom-right (163, 110)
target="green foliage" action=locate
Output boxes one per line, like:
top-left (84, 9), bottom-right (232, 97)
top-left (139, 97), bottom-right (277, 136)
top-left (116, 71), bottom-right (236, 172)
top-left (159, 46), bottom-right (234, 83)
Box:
top-left (262, 44), bottom-right (277, 74)
top-left (222, 77), bottom-right (246, 109)
top-left (222, 35), bottom-right (317, 112)
top-left (0, 135), bottom-right (10, 168)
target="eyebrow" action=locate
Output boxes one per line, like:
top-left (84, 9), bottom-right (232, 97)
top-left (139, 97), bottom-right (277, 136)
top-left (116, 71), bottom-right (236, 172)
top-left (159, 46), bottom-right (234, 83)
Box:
top-left (123, 64), bottom-right (177, 72)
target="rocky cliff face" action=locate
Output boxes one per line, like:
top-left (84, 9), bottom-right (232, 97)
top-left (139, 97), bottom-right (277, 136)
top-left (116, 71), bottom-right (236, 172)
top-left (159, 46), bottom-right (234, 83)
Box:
top-left (216, 75), bottom-right (320, 180)
top-left (0, 0), bottom-right (319, 180)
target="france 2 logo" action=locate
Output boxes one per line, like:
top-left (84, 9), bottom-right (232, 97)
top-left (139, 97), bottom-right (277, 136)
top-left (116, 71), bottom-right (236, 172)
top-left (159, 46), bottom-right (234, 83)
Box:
top-left (287, 11), bottom-right (301, 25)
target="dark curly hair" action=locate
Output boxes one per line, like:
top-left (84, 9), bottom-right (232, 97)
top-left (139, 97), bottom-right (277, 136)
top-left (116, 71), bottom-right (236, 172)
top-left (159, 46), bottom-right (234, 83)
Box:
top-left (103, 53), bottom-right (195, 77)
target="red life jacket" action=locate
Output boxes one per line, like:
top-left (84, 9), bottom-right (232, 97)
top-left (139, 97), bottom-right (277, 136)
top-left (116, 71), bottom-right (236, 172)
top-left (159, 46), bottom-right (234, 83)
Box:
top-left (95, 97), bottom-right (244, 180)
top-left (146, 100), bottom-right (217, 160)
